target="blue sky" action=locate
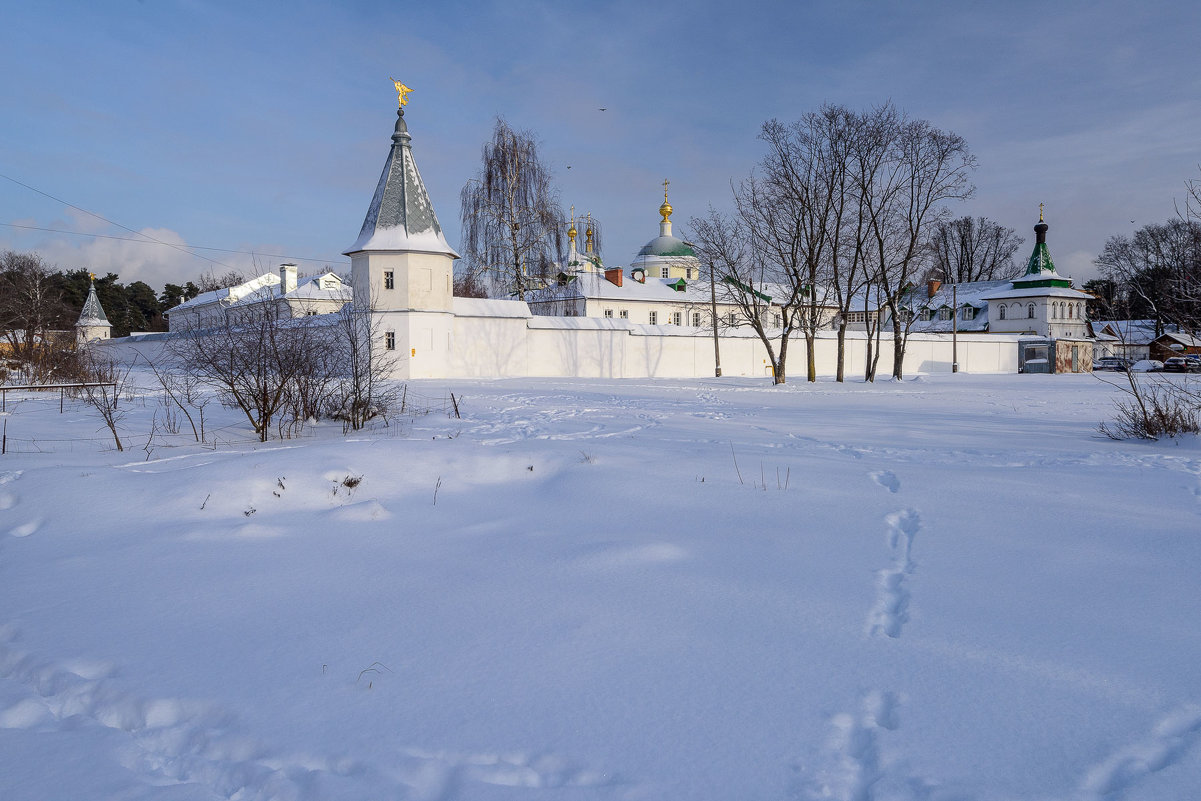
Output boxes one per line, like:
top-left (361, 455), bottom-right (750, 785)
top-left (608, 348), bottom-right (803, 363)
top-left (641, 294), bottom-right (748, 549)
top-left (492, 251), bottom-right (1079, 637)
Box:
top-left (2, 0), bottom-right (1199, 290)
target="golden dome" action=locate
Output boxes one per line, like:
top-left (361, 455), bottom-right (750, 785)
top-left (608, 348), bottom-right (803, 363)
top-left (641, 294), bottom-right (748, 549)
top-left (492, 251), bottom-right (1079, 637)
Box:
top-left (659, 199), bottom-right (673, 222)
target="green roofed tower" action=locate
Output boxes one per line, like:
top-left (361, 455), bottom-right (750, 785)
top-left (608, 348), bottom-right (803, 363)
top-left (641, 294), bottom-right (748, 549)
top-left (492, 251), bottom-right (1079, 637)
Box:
top-left (1015, 205), bottom-right (1071, 289)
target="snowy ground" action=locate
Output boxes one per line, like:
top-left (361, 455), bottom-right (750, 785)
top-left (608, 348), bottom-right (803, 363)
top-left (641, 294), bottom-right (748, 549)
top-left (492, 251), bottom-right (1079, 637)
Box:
top-left (1, 372), bottom-right (1200, 801)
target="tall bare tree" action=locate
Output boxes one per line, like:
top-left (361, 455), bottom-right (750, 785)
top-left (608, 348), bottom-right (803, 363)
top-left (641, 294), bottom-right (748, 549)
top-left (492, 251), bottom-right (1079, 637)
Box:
top-left (926, 216), bottom-right (1024, 283)
top-left (459, 118), bottom-right (565, 300)
top-left (329, 302), bottom-right (400, 432)
top-left (859, 108), bottom-right (976, 380)
top-left (1096, 219), bottom-right (1201, 336)
top-left (0, 251), bottom-right (69, 366)
top-left (689, 204), bottom-right (794, 383)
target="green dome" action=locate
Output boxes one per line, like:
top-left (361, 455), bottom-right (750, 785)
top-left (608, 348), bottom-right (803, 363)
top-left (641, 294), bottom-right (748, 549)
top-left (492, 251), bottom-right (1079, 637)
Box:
top-left (637, 235), bottom-right (695, 258)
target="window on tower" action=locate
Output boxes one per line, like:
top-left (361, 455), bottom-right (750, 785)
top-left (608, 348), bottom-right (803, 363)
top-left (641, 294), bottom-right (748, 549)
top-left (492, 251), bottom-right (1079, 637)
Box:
top-left (384, 271), bottom-right (395, 290)
top-left (385, 331), bottom-right (396, 350)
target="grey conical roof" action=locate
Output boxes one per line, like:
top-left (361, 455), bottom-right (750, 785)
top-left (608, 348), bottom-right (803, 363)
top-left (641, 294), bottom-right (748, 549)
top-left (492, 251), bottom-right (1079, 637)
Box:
top-left (76, 280), bottom-right (110, 327)
top-left (343, 109), bottom-right (458, 257)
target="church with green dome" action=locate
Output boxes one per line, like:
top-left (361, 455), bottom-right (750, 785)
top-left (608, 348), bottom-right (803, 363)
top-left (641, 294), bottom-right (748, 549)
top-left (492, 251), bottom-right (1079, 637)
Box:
top-left (628, 182), bottom-right (702, 281)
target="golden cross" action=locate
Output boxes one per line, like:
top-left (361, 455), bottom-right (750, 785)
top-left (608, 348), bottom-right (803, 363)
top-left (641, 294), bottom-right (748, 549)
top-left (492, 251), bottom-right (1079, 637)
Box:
top-left (88, 272), bottom-right (95, 281)
top-left (390, 77), bottom-right (412, 107)
top-left (662, 178), bottom-right (670, 200)
top-left (1039, 202), bottom-right (1044, 222)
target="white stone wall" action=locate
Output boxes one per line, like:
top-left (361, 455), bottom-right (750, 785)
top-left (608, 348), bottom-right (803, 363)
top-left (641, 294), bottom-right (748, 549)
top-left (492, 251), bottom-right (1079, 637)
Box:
top-left (95, 303), bottom-right (1020, 380)
top-left (448, 302), bottom-right (1019, 379)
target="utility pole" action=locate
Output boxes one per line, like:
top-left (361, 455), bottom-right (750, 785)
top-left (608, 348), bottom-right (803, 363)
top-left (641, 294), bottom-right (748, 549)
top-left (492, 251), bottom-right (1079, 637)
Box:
top-left (952, 281), bottom-right (958, 373)
top-left (684, 241), bottom-right (721, 377)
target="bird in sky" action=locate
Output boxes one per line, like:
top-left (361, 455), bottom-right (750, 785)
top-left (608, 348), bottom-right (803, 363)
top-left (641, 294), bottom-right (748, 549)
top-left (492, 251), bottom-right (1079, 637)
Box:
top-left (598, 108), bottom-right (607, 111)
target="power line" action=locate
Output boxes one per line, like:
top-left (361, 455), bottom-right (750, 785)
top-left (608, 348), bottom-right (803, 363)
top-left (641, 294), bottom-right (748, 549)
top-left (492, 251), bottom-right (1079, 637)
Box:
top-left (0, 171), bottom-right (339, 272)
top-left (0, 222), bottom-right (343, 265)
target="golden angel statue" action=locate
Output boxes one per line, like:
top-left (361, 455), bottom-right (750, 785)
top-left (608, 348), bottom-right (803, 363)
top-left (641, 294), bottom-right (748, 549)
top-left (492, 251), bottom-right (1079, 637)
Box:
top-left (390, 77), bottom-right (412, 107)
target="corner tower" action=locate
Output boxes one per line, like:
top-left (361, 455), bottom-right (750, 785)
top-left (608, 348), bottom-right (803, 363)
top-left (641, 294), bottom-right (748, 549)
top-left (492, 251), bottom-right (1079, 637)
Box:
top-left (75, 274), bottom-right (112, 345)
top-left (344, 82), bottom-right (458, 379)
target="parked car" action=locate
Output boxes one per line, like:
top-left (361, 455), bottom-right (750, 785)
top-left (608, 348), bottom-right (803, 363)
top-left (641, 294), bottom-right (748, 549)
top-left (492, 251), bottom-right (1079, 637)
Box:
top-left (1130, 359), bottom-right (1164, 372)
top-left (1163, 356), bottom-right (1201, 373)
top-left (1092, 356), bottom-right (1131, 371)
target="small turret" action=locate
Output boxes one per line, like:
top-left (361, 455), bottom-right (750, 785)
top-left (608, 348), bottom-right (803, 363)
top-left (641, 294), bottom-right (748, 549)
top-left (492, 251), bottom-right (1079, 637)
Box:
top-left (76, 273), bottom-right (112, 345)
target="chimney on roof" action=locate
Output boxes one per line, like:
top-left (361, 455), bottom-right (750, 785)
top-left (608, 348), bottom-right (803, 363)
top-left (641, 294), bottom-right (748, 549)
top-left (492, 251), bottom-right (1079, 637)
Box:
top-left (280, 263), bottom-right (297, 294)
top-left (927, 279), bottom-right (941, 298)
top-left (604, 267), bottom-right (623, 287)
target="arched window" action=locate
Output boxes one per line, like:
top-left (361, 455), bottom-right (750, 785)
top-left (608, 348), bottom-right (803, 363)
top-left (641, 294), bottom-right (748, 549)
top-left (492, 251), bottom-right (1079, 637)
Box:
top-left (1068, 304), bottom-right (1073, 319)
top-left (1052, 304), bottom-right (1058, 319)
top-left (1077, 303), bottom-right (1084, 319)
top-left (1028, 304), bottom-right (1035, 319)
top-left (999, 305), bottom-right (1007, 320)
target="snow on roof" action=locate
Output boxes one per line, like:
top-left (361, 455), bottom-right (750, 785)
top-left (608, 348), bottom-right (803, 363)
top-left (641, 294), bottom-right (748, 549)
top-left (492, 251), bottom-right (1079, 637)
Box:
top-left (1090, 320), bottom-right (1165, 344)
top-left (76, 282), bottom-right (110, 327)
top-left (978, 286), bottom-right (1092, 301)
top-left (527, 270), bottom-right (831, 308)
top-left (167, 273), bottom-right (348, 316)
top-left (527, 270), bottom-right (712, 305)
top-left (344, 226), bottom-right (458, 257)
top-left (168, 273), bottom-right (281, 314)
top-left (261, 274), bottom-right (350, 303)
top-left (1156, 330), bottom-right (1201, 347)
top-left (452, 297), bottom-right (533, 319)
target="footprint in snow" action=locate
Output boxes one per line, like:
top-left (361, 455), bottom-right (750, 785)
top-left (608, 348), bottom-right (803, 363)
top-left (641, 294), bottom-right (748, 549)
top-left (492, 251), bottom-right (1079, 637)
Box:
top-left (870, 470), bottom-right (900, 493)
top-left (1078, 704), bottom-right (1201, 800)
top-left (866, 509), bottom-right (920, 639)
top-left (9, 519), bottom-right (40, 538)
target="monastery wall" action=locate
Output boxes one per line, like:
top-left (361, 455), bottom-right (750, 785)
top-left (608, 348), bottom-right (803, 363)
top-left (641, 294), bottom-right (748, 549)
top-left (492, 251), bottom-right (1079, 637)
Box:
top-left (91, 308), bottom-right (1019, 381)
top-left (448, 300), bottom-right (1019, 379)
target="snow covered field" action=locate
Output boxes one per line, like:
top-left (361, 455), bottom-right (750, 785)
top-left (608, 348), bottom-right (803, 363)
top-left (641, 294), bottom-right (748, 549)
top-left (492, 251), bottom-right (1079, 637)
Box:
top-left (1, 372), bottom-right (1199, 801)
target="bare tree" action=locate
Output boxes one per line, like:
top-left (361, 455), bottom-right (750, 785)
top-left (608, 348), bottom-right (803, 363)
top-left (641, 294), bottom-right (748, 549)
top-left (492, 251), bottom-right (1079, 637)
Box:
top-left (329, 303), bottom-right (400, 431)
top-left (689, 206), bottom-right (791, 382)
top-left (926, 216), bottom-right (1024, 283)
top-left (0, 251), bottom-right (70, 369)
top-left (193, 269), bottom-right (248, 294)
top-left (76, 351), bottom-right (131, 452)
top-left (1096, 220), bottom-right (1201, 336)
top-left (860, 107), bottom-right (976, 380)
top-left (459, 118), bottom-right (565, 300)
top-left (747, 123), bottom-right (842, 383)
top-left (168, 299), bottom-right (333, 442)
top-left (1183, 167), bottom-right (1201, 225)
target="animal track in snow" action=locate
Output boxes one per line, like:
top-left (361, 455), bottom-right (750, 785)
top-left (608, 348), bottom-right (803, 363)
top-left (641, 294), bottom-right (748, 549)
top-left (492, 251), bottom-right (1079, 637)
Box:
top-left (0, 470), bottom-right (21, 511)
top-left (870, 470), bottom-right (900, 493)
top-left (867, 509), bottom-right (920, 639)
top-left (1076, 704), bottom-right (1201, 800)
top-left (802, 690), bottom-right (901, 801)
top-left (0, 628), bottom-right (613, 800)
top-left (9, 518), bottom-right (40, 538)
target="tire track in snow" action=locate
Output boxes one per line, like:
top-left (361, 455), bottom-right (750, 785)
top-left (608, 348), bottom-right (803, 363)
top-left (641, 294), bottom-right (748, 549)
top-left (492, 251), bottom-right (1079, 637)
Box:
top-left (1075, 705), bottom-right (1201, 801)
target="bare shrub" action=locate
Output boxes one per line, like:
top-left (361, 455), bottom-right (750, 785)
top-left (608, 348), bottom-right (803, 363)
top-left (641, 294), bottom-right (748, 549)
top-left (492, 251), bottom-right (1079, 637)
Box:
top-left (76, 351), bottom-right (132, 451)
top-left (1100, 372), bottom-right (1200, 440)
